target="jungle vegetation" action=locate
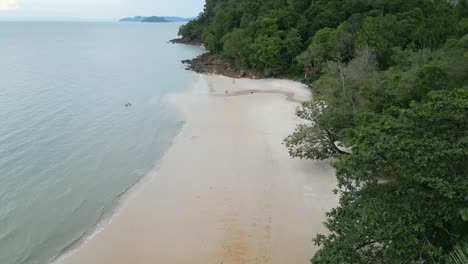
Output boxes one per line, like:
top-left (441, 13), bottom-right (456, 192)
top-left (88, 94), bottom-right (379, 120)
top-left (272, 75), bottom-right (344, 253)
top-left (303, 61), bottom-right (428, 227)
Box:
top-left (179, 0), bottom-right (468, 262)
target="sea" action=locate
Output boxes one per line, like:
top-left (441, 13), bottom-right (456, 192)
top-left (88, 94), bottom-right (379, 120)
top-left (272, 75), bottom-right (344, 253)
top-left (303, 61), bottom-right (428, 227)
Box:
top-left (0, 21), bottom-right (203, 264)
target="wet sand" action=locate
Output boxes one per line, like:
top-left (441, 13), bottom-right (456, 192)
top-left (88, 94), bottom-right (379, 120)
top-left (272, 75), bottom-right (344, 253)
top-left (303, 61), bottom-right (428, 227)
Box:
top-left (58, 74), bottom-right (338, 264)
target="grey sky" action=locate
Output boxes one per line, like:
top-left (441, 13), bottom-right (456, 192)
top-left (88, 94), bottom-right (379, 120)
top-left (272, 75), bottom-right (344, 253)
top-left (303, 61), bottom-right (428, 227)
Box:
top-left (0, 0), bottom-right (205, 19)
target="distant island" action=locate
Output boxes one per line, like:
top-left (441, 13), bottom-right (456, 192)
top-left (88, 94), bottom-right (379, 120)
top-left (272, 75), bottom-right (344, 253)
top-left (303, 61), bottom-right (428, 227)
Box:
top-left (119, 16), bottom-right (192, 23)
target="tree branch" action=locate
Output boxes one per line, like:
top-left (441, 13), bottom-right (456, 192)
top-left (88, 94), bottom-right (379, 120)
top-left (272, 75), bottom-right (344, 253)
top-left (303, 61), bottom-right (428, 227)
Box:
top-left (325, 130), bottom-right (351, 155)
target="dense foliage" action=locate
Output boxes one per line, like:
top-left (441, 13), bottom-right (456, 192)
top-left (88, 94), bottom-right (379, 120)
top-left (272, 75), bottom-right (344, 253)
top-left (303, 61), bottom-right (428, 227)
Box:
top-left (180, 0), bottom-right (468, 263)
top-left (180, 0), bottom-right (468, 77)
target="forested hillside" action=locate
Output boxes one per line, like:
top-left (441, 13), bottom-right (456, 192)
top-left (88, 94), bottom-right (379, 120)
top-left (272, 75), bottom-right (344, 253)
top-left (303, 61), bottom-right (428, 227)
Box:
top-left (179, 0), bottom-right (468, 263)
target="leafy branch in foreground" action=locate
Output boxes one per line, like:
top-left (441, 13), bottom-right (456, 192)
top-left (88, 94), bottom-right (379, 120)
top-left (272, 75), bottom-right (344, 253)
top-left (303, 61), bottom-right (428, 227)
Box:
top-left (448, 244), bottom-right (468, 264)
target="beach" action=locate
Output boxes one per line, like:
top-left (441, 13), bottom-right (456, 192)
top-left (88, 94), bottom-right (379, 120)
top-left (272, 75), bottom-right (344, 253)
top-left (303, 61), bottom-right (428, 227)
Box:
top-left (58, 74), bottom-right (338, 264)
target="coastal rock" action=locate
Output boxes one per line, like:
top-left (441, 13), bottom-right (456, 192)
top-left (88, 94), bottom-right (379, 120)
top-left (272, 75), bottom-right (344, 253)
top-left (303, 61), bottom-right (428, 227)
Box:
top-left (181, 52), bottom-right (265, 79)
top-left (171, 38), bottom-right (266, 79)
top-left (169, 38), bottom-right (204, 45)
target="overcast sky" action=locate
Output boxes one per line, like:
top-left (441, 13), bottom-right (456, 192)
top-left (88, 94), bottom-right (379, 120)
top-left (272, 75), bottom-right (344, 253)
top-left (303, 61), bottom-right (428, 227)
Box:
top-left (0, 0), bottom-right (205, 19)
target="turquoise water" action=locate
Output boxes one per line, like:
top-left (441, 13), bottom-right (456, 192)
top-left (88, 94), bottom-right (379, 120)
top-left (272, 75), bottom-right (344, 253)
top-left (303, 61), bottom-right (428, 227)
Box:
top-left (0, 22), bottom-right (202, 264)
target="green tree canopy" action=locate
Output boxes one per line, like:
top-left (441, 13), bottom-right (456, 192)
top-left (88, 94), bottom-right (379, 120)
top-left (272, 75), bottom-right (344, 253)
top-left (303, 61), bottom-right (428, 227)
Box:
top-left (314, 89), bottom-right (468, 263)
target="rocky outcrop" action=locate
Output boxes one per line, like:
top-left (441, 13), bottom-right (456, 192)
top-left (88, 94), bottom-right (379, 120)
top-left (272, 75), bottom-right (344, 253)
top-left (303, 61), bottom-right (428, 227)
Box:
top-left (181, 53), bottom-right (265, 79)
top-left (169, 38), bottom-right (204, 46)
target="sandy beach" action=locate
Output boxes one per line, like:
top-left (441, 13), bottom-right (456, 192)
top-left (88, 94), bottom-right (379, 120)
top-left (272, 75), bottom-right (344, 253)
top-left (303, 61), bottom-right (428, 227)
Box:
top-left (58, 74), bottom-right (338, 264)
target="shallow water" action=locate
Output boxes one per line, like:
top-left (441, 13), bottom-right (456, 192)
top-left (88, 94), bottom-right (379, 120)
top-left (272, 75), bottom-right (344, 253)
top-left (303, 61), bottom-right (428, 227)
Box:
top-left (0, 21), bottom-right (202, 264)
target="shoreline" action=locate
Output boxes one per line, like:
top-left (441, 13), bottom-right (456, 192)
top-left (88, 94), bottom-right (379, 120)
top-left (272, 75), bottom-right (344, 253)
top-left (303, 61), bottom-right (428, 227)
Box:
top-left (52, 84), bottom-right (193, 264)
top-left (58, 74), bottom-right (337, 264)
top-left (52, 134), bottom-right (179, 264)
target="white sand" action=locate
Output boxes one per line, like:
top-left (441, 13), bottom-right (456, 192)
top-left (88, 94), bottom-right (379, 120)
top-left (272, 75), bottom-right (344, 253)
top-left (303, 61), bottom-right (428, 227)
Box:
top-left (58, 74), bottom-right (337, 264)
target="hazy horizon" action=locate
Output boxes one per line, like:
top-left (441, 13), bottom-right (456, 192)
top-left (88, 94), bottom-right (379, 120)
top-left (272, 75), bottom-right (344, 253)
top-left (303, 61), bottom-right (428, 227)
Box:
top-left (0, 16), bottom-right (194, 22)
top-left (0, 0), bottom-right (204, 20)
